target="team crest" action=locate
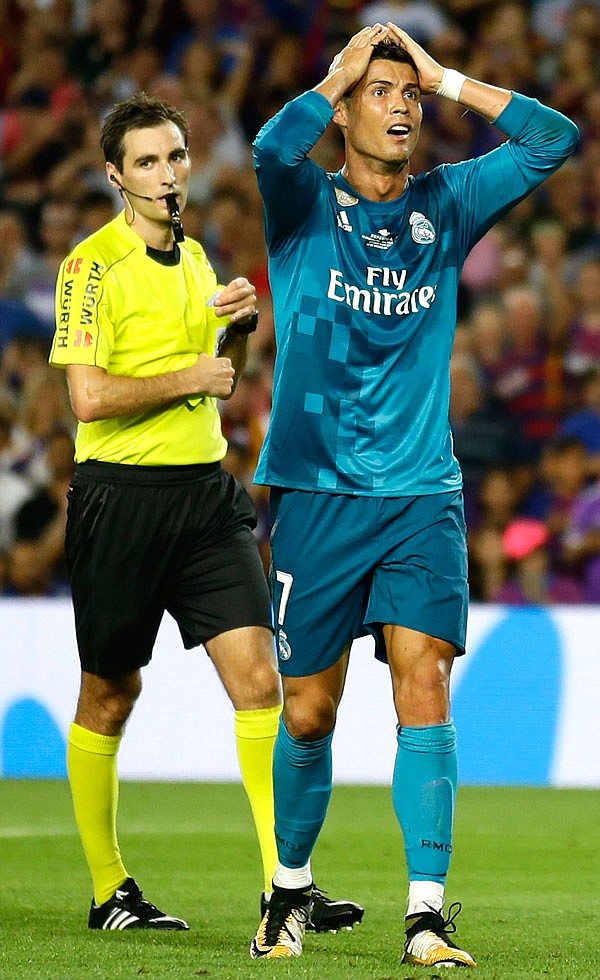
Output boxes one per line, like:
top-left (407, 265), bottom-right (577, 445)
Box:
top-left (278, 630), bottom-right (292, 661)
top-left (409, 211), bottom-right (436, 244)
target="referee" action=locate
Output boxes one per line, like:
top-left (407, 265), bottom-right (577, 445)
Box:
top-left (50, 93), bottom-right (362, 933)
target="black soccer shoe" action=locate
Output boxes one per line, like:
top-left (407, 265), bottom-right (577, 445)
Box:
top-left (88, 877), bottom-right (189, 930)
top-left (261, 884), bottom-right (364, 933)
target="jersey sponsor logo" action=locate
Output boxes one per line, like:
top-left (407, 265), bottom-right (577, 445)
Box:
top-left (334, 187), bottom-right (359, 207)
top-left (277, 629), bottom-right (292, 661)
top-left (409, 211), bottom-right (436, 244)
top-left (79, 261), bottom-right (104, 327)
top-left (337, 209), bottom-right (353, 233)
top-left (361, 228), bottom-right (395, 250)
top-left (328, 265), bottom-right (437, 317)
top-left (56, 278), bottom-right (74, 348)
top-left (66, 256), bottom-right (83, 274)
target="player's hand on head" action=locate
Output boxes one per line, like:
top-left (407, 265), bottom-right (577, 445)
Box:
top-left (212, 276), bottom-right (258, 325)
top-left (191, 352), bottom-right (235, 398)
top-left (327, 23), bottom-right (389, 87)
top-left (385, 23), bottom-right (444, 94)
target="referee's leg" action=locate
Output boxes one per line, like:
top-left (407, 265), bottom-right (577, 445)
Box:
top-left (68, 670), bottom-right (141, 905)
top-left (207, 626), bottom-right (282, 893)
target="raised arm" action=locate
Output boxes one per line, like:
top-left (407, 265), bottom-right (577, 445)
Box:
top-left (386, 23), bottom-right (578, 252)
top-left (251, 31), bottom-right (392, 246)
top-left (386, 23), bottom-right (512, 121)
top-left (314, 24), bottom-right (390, 106)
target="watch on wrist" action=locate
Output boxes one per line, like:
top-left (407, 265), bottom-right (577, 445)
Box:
top-left (229, 310), bottom-right (259, 335)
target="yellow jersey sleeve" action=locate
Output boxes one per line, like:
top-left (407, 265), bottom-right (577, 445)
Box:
top-left (51, 250), bottom-right (114, 369)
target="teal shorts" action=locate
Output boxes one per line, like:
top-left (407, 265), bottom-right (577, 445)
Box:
top-left (269, 488), bottom-right (469, 677)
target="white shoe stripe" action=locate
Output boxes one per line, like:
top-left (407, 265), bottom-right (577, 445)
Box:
top-left (103, 909), bottom-right (140, 930)
top-left (116, 914), bottom-right (140, 930)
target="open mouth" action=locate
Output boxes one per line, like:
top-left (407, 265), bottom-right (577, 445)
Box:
top-left (387, 124), bottom-right (411, 138)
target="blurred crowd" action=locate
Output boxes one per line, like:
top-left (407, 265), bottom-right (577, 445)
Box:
top-left (0, 0), bottom-right (599, 602)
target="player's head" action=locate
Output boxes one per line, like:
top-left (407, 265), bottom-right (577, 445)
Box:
top-left (334, 40), bottom-right (422, 169)
top-left (101, 92), bottom-right (190, 170)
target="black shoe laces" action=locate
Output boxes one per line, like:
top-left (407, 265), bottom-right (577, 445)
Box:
top-left (424, 900), bottom-right (463, 937)
top-left (264, 894), bottom-right (310, 945)
top-left (119, 882), bottom-right (161, 918)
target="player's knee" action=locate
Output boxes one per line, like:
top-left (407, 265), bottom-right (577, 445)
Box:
top-left (395, 663), bottom-right (450, 725)
top-left (284, 693), bottom-right (336, 740)
top-left (392, 640), bottom-right (453, 725)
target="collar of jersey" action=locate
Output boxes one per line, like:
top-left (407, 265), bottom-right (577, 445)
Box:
top-left (333, 171), bottom-right (414, 213)
top-left (113, 209), bottom-right (183, 253)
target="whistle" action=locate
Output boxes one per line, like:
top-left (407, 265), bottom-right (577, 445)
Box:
top-left (164, 193), bottom-right (185, 243)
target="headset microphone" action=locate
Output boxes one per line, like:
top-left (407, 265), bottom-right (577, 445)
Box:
top-left (109, 174), bottom-right (153, 201)
top-left (110, 176), bottom-right (184, 241)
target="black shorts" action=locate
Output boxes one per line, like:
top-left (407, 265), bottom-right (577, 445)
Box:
top-left (65, 460), bottom-right (273, 678)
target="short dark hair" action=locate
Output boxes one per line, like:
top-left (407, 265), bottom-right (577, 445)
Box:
top-left (100, 92), bottom-right (190, 170)
top-left (369, 40), bottom-right (418, 77)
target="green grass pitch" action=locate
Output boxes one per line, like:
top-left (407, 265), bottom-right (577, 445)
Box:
top-left (0, 781), bottom-right (599, 979)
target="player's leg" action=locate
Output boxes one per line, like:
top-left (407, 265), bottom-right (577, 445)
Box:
top-left (250, 656), bottom-right (349, 959)
top-left (387, 627), bottom-right (473, 966)
top-left (273, 653), bottom-right (349, 878)
top-left (368, 491), bottom-right (475, 967)
top-left (386, 624), bottom-right (456, 907)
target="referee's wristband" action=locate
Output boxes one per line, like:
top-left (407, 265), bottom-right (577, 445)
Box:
top-left (228, 311), bottom-right (259, 335)
top-left (436, 68), bottom-right (467, 102)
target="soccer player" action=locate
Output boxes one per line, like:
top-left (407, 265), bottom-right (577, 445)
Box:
top-left (250, 23), bottom-right (579, 964)
top-left (49, 92), bottom-right (363, 934)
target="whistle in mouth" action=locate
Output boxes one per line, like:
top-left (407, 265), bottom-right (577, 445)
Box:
top-left (164, 193), bottom-right (185, 243)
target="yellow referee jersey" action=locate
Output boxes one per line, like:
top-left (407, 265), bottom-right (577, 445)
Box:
top-left (50, 210), bottom-right (228, 465)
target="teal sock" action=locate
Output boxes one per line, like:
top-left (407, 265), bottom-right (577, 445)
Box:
top-left (273, 717), bottom-right (333, 869)
top-left (393, 722), bottom-right (457, 884)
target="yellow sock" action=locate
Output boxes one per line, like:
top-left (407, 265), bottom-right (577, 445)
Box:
top-left (67, 722), bottom-right (129, 904)
top-left (235, 705), bottom-right (281, 893)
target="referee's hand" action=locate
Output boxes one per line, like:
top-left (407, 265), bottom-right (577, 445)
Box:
top-left (189, 353), bottom-right (235, 398)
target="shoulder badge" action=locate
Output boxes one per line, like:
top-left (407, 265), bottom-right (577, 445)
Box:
top-left (335, 187), bottom-right (359, 207)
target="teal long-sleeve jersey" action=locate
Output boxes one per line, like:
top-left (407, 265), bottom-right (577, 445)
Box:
top-left (253, 91), bottom-right (579, 495)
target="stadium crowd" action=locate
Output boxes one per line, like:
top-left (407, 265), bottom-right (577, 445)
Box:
top-left (0, 0), bottom-right (598, 602)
